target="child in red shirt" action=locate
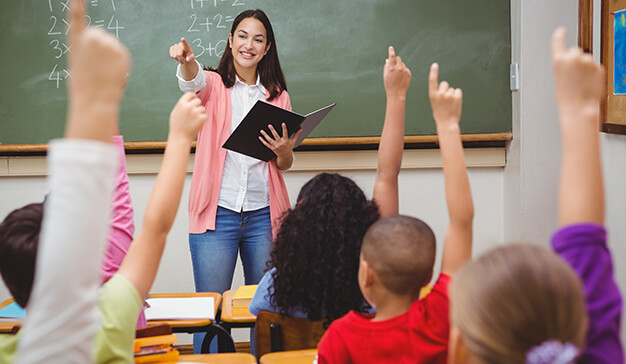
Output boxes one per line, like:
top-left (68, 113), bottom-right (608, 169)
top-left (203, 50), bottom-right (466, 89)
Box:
top-left (318, 62), bottom-right (474, 364)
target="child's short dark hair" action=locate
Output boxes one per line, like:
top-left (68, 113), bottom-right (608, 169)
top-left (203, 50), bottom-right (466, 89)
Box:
top-left (361, 214), bottom-right (436, 297)
top-left (0, 203), bottom-right (43, 307)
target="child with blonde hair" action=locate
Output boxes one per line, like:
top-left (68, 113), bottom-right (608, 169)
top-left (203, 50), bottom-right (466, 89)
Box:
top-left (447, 27), bottom-right (623, 364)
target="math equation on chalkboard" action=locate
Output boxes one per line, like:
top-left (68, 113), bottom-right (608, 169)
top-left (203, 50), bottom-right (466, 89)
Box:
top-left (44, 0), bottom-right (248, 89)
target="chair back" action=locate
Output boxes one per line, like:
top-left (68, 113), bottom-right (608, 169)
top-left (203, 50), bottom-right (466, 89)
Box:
top-left (254, 311), bottom-right (326, 360)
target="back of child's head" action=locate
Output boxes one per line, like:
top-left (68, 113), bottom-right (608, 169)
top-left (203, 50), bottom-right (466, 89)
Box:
top-left (450, 244), bottom-right (587, 364)
top-left (268, 173), bottom-right (380, 321)
top-left (361, 214), bottom-right (436, 298)
top-left (0, 203), bottom-right (44, 308)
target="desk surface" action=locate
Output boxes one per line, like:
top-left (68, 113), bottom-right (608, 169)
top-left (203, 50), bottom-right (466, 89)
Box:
top-left (0, 298), bottom-right (20, 334)
top-left (175, 353), bottom-right (257, 363)
top-left (260, 349), bottom-right (318, 364)
top-left (147, 292), bottom-right (222, 328)
top-left (221, 290), bottom-right (256, 323)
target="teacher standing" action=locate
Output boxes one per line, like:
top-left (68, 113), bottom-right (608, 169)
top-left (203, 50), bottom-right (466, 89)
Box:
top-left (169, 9), bottom-right (298, 352)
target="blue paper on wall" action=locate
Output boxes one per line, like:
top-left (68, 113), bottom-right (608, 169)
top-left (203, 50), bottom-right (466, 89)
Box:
top-left (614, 9), bottom-right (626, 95)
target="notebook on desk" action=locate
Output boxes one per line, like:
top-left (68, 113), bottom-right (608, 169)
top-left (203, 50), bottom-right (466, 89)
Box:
top-left (145, 297), bottom-right (215, 320)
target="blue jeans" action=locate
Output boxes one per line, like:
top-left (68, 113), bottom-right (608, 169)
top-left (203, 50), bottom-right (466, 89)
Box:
top-left (189, 206), bottom-right (271, 353)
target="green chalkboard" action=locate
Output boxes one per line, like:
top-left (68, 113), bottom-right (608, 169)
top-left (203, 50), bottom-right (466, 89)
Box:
top-left (0, 0), bottom-right (511, 145)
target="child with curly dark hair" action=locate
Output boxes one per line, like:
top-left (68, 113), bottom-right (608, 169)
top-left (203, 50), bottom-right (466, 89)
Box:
top-left (248, 46), bottom-right (411, 322)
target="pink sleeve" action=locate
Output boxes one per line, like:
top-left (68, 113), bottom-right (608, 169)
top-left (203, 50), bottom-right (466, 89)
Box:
top-left (196, 70), bottom-right (217, 105)
top-left (101, 135), bottom-right (135, 283)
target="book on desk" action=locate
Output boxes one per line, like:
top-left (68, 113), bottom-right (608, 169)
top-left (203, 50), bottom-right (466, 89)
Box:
top-left (231, 285), bottom-right (258, 317)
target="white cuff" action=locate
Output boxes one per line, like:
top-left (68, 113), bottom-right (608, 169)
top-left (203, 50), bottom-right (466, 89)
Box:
top-left (176, 60), bottom-right (206, 93)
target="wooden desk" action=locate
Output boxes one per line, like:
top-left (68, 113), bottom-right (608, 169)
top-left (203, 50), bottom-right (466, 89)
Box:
top-left (147, 292), bottom-right (234, 353)
top-left (260, 349), bottom-right (318, 364)
top-left (0, 298), bottom-right (21, 334)
top-left (176, 353), bottom-right (257, 363)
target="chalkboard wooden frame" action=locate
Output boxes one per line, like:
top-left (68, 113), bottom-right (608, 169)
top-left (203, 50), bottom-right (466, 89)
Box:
top-left (0, 132), bottom-right (512, 155)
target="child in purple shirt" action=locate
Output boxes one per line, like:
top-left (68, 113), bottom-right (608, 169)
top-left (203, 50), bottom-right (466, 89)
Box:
top-left (550, 27), bottom-right (623, 364)
top-left (552, 225), bottom-right (623, 363)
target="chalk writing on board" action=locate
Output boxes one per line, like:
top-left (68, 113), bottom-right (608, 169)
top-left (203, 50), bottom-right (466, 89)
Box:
top-left (42, 0), bottom-right (245, 90)
top-left (46, 0), bottom-right (124, 88)
top-left (190, 0), bottom-right (246, 10)
top-left (188, 13), bottom-right (232, 33)
top-left (186, 0), bottom-right (241, 61)
top-left (192, 39), bottom-right (228, 58)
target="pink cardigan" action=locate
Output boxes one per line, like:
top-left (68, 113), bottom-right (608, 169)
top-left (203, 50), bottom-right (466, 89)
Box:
top-left (188, 71), bottom-right (291, 237)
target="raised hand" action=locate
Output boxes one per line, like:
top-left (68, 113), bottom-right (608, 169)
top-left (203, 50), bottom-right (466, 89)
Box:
top-left (384, 46), bottom-right (411, 98)
top-left (65, 0), bottom-right (130, 142)
top-left (169, 38), bottom-right (199, 81)
top-left (169, 92), bottom-right (207, 142)
top-left (552, 27), bottom-right (605, 226)
top-left (169, 37), bottom-right (196, 65)
top-left (428, 63), bottom-right (462, 129)
top-left (551, 27), bottom-right (605, 120)
top-left (118, 95), bottom-right (205, 300)
top-left (428, 62), bottom-right (473, 278)
top-left (372, 46), bottom-right (411, 217)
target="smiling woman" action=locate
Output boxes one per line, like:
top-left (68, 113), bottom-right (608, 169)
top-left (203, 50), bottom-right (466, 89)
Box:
top-left (168, 9), bottom-right (294, 354)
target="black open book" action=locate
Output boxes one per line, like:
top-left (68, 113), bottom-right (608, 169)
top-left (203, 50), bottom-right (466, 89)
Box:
top-left (222, 101), bottom-right (336, 162)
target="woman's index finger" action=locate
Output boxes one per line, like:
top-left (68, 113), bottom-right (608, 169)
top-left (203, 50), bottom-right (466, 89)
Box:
top-left (181, 37), bottom-right (191, 51)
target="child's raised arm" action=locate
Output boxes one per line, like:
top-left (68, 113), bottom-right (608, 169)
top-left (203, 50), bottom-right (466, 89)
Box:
top-left (551, 28), bottom-right (623, 364)
top-left (551, 28), bottom-right (604, 226)
top-left (16, 0), bottom-right (130, 362)
top-left (428, 64), bottom-right (474, 277)
top-left (117, 92), bottom-right (206, 299)
top-left (373, 46), bottom-right (411, 217)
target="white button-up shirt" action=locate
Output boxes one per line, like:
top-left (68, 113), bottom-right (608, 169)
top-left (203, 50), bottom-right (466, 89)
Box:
top-left (177, 61), bottom-right (270, 213)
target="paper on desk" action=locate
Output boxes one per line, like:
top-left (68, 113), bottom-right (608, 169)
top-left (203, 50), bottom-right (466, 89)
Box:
top-left (144, 297), bottom-right (214, 320)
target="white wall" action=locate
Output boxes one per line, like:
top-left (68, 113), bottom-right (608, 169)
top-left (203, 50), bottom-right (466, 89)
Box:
top-left (504, 0), bottom-right (577, 245)
top-left (602, 133), bottom-right (626, 345)
top-left (0, 150), bottom-right (504, 343)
